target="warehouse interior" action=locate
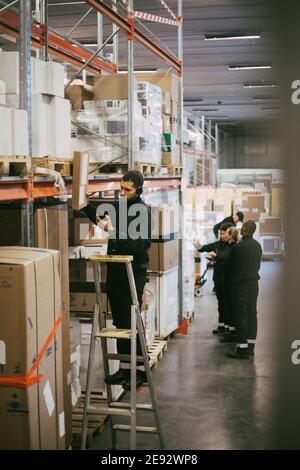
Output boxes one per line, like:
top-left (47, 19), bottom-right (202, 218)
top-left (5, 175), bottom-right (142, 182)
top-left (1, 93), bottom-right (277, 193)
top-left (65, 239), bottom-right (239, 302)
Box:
top-left (0, 0), bottom-right (288, 451)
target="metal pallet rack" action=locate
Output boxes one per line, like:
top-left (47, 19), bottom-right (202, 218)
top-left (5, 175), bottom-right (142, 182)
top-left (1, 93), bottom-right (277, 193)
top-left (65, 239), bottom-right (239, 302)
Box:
top-left (0, 0), bottom-right (185, 321)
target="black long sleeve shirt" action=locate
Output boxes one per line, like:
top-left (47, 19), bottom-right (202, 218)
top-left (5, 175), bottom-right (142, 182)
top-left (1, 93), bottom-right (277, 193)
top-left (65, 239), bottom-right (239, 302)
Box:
top-left (83, 197), bottom-right (152, 273)
top-left (199, 240), bottom-right (229, 283)
top-left (227, 235), bottom-right (262, 283)
top-left (213, 216), bottom-right (235, 239)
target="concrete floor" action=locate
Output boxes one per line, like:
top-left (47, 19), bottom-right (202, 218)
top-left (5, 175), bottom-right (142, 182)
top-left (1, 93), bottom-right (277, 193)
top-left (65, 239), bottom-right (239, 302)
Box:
top-left (91, 261), bottom-right (283, 450)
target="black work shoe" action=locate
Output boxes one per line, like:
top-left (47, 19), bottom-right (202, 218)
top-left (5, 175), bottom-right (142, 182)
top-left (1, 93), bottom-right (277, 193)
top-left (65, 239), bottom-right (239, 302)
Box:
top-left (105, 368), bottom-right (130, 385)
top-left (220, 334), bottom-right (237, 343)
top-left (227, 347), bottom-right (250, 360)
top-left (248, 344), bottom-right (255, 356)
top-left (122, 371), bottom-right (147, 391)
top-left (212, 326), bottom-right (225, 335)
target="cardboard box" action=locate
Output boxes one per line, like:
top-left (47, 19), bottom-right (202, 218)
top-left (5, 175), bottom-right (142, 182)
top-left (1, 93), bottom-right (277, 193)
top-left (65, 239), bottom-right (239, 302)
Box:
top-left (162, 91), bottom-right (171, 115)
top-left (146, 268), bottom-right (179, 338)
top-left (65, 82), bottom-right (94, 110)
top-left (45, 62), bottom-right (65, 97)
top-left (32, 94), bottom-right (50, 157)
top-left (259, 217), bottom-right (283, 234)
top-left (161, 152), bottom-right (173, 166)
top-left (0, 106), bottom-right (12, 154)
top-left (162, 114), bottom-right (171, 133)
top-left (69, 259), bottom-right (106, 283)
top-left (69, 284), bottom-right (107, 313)
top-left (0, 79), bottom-right (5, 105)
top-left (271, 184), bottom-right (285, 217)
top-left (0, 247), bottom-right (65, 450)
top-left (150, 204), bottom-right (179, 238)
top-left (242, 194), bottom-right (266, 213)
top-left (12, 108), bottom-right (29, 156)
top-left (72, 150), bottom-right (89, 210)
top-left (48, 96), bottom-right (71, 158)
top-left (94, 72), bottom-right (178, 101)
top-left (135, 72), bottom-right (179, 102)
top-left (34, 206), bottom-right (72, 448)
top-left (148, 239), bottom-right (179, 272)
top-left (171, 100), bottom-right (178, 119)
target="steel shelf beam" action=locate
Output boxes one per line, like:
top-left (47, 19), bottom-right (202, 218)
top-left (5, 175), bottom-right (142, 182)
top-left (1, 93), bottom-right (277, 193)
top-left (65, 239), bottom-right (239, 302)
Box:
top-left (84, 0), bottom-right (182, 73)
top-left (0, 10), bottom-right (117, 75)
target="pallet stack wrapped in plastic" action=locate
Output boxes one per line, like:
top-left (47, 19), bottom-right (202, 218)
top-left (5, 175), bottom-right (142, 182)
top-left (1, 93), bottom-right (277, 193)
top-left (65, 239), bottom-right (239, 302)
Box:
top-left (71, 84), bottom-right (162, 167)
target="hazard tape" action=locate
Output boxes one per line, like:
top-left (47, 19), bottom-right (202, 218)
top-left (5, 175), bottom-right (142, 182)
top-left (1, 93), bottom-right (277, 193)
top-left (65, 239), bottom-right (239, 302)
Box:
top-left (121, 0), bottom-right (180, 26)
top-left (0, 315), bottom-right (62, 389)
top-left (134, 10), bottom-right (179, 26)
top-left (157, 0), bottom-right (178, 22)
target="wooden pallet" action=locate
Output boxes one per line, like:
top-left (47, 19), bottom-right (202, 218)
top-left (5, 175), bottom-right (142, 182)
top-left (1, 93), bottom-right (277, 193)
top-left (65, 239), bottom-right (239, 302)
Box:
top-left (0, 156), bottom-right (31, 176)
top-left (148, 339), bottom-right (168, 368)
top-left (134, 162), bottom-right (158, 176)
top-left (155, 330), bottom-right (177, 342)
top-left (161, 164), bottom-right (183, 176)
top-left (71, 392), bottom-right (108, 448)
top-left (33, 157), bottom-right (73, 176)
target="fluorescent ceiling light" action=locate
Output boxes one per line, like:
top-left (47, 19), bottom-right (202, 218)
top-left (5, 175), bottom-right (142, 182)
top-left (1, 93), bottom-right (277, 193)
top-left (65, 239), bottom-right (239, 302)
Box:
top-left (253, 96), bottom-right (279, 101)
top-left (229, 65), bottom-right (271, 70)
top-left (193, 108), bottom-right (219, 112)
top-left (205, 34), bottom-right (261, 41)
top-left (244, 83), bottom-right (278, 88)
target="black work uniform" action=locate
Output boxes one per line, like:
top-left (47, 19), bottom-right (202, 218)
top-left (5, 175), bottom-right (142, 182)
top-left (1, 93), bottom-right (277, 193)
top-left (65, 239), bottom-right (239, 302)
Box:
top-left (213, 216), bottom-right (235, 239)
top-left (84, 197), bottom-right (151, 361)
top-left (219, 242), bottom-right (236, 328)
top-left (227, 235), bottom-right (262, 345)
top-left (199, 241), bottom-right (227, 325)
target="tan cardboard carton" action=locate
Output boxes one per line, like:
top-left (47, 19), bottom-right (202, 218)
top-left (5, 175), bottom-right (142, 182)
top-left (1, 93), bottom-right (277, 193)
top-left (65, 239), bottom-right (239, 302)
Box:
top-left (148, 239), bottom-right (179, 272)
top-left (0, 247), bottom-right (64, 449)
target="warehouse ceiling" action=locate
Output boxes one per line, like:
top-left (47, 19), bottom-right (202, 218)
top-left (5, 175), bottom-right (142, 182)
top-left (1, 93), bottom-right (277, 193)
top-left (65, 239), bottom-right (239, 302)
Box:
top-left (0, 0), bottom-right (281, 131)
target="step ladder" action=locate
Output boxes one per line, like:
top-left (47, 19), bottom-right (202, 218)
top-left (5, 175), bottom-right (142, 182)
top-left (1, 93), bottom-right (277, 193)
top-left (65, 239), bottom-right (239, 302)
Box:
top-left (80, 254), bottom-right (164, 450)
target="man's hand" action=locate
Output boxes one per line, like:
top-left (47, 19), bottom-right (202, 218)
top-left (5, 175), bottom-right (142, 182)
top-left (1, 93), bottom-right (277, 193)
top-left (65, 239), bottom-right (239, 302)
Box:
top-left (209, 251), bottom-right (217, 258)
top-left (96, 215), bottom-right (113, 233)
top-left (192, 239), bottom-right (201, 250)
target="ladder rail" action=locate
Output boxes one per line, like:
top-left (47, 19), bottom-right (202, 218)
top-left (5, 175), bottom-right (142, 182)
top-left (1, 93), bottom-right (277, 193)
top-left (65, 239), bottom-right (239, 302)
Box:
top-left (125, 262), bottom-right (165, 450)
top-left (80, 256), bottom-right (164, 451)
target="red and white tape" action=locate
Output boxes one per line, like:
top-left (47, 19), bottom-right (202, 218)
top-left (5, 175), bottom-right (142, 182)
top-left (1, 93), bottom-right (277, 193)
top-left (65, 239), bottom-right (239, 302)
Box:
top-left (157, 0), bottom-right (177, 22)
top-left (134, 10), bottom-right (179, 26)
top-left (121, 0), bottom-right (180, 26)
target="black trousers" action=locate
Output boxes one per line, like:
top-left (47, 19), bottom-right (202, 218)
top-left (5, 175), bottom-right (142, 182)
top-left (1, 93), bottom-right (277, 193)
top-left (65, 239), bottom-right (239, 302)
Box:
top-left (106, 268), bottom-right (147, 362)
top-left (221, 279), bottom-right (234, 328)
top-left (214, 279), bottom-right (225, 324)
top-left (232, 280), bottom-right (259, 344)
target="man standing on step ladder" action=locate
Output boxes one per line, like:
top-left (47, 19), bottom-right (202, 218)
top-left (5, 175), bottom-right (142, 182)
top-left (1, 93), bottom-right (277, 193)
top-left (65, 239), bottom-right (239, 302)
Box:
top-left (83, 170), bottom-right (152, 390)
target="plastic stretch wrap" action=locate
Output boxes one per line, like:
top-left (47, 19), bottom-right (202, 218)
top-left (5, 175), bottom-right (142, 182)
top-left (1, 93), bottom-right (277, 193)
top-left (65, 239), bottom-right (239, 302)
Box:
top-left (141, 288), bottom-right (156, 347)
top-left (72, 90), bottom-right (162, 166)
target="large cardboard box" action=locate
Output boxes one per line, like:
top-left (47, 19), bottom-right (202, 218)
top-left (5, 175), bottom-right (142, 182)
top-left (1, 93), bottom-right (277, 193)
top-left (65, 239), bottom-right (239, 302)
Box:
top-left (48, 96), bottom-right (71, 158)
top-left (73, 217), bottom-right (109, 245)
top-left (65, 81), bottom-right (94, 110)
top-left (0, 106), bottom-right (12, 155)
top-left (259, 217), bottom-right (283, 234)
top-left (162, 114), bottom-right (171, 134)
top-left (12, 108), bottom-right (29, 156)
top-left (94, 72), bottom-right (178, 101)
top-left (72, 150), bottom-right (89, 210)
top-left (0, 79), bottom-right (5, 105)
top-left (148, 239), bottom-right (179, 272)
top-left (32, 94), bottom-right (50, 157)
top-left (34, 206), bottom-right (72, 448)
top-left (162, 91), bottom-right (171, 115)
top-left (0, 247), bottom-right (65, 449)
top-left (271, 184), bottom-right (285, 217)
top-left (150, 204), bottom-right (179, 238)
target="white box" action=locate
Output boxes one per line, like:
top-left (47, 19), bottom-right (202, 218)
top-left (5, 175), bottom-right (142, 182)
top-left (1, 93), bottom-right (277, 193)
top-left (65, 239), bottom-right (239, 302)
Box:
top-left (12, 109), bottom-right (29, 155)
top-left (0, 80), bottom-right (6, 105)
top-left (0, 52), bottom-right (45, 94)
top-left (0, 106), bottom-right (12, 154)
top-left (32, 94), bottom-right (50, 157)
top-left (46, 62), bottom-right (65, 97)
top-left (5, 93), bottom-right (19, 108)
top-left (147, 268), bottom-right (179, 338)
top-left (32, 57), bottom-right (46, 95)
top-left (48, 96), bottom-right (71, 158)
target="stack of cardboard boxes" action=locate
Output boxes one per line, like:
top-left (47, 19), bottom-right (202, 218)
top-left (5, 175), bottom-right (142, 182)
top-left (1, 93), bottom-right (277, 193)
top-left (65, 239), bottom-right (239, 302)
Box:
top-left (0, 247), bottom-right (66, 450)
top-left (147, 204), bottom-right (180, 338)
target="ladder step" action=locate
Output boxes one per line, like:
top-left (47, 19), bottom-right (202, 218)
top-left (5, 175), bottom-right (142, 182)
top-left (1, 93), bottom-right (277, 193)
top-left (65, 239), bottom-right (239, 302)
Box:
top-left (86, 406), bottom-right (131, 417)
top-left (105, 352), bottom-right (144, 362)
top-left (96, 328), bottom-right (132, 339)
top-left (110, 402), bottom-right (153, 411)
top-left (113, 424), bottom-right (159, 434)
